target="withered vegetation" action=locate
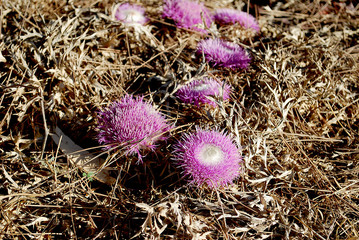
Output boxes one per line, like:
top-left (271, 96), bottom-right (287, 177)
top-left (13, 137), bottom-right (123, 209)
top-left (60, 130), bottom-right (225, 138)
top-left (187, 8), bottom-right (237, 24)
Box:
top-left (1, 0), bottom-right (359, 239)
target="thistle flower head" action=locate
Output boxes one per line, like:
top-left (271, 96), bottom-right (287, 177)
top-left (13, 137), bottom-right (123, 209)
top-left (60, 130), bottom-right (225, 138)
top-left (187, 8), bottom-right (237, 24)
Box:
top-left (197, 38), bottom-right (251, 69)
top-left (176, 78), bottom-right (231, 107)
top-left (113, 3), bottom-right (148, 25)
top-left (97, 95), bottom-right (172, 163)
top-left (173, 128), bottom-right (242, 188)
top-left (162, 0), bottom-right (213, 33)
top-left (214, 8), bottom-right (260, 32)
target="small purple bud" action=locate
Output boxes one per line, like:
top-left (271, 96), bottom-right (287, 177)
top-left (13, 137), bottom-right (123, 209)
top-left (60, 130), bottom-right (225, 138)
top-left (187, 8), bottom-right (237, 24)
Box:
top-left (197, 38), bottom-right (251, 70)
top-left (214, 8), bottom-right (260, 32)
top-left (113, 3), bottom-right (148, 25)
top-left (162, 0), bottom-right (213, 33)
top-left (176, 78), bottom-right (231, 107)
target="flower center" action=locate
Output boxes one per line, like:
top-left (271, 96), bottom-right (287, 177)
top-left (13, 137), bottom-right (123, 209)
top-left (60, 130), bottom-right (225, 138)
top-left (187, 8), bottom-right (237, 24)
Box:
top-left (193, 83), bottom-right (209, 92)
top-left (198, 144), bottom-right (224, 166)
top-left (123, 10), bottom-right (144, 23)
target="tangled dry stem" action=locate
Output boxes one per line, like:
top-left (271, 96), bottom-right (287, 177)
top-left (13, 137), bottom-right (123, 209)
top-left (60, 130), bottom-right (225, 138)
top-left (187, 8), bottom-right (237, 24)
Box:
top-left (1, 0), bottom-right (359, 239)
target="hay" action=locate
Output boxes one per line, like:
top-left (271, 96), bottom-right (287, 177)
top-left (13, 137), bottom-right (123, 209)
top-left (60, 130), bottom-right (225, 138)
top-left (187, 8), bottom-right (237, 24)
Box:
top-left (1, 0), bottom-right (358, 239)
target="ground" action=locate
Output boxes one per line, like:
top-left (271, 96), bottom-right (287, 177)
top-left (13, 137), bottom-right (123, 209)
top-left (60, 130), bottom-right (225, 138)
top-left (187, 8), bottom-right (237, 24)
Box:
top-left (1, 0), bottom-right (359, 239)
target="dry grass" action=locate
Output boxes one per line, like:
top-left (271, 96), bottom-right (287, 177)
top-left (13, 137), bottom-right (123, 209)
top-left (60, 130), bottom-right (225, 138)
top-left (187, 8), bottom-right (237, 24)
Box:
top-left (1, 0), bottom-right (359, 239)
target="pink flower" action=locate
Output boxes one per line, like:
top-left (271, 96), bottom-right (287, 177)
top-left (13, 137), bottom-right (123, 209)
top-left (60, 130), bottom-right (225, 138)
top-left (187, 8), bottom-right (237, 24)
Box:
top-left (162, 0), bottom-right (213, 33)
top-left (197, 38), bottom-right (251, 69)
top-left (176, 78), bottom-right (231, 107)
top-left (172, 128), bottom-right (242, 188)
top-left (214, 8), bottom-right (260, 32)
top-left (97, 95), bottom-right (172, 163)
top-left (113, 3), bottom-right (148, 25)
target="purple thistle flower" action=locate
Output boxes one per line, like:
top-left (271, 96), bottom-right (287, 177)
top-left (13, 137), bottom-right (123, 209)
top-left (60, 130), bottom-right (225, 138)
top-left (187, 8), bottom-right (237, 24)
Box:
top-left (214, 8), bottom-right (260, 32)
top-left (113, 3), bottom-right (148, 25)
top-left (176, 78), bottom-right (231, 107)
top-left (162, 0), bottom-right (213, 33)
top-left (173, 128), bottom-right (242, 188)
top-left (197, 38), bottom-right (251, 69)
top-left (97, 95), bottom-right (172, 163)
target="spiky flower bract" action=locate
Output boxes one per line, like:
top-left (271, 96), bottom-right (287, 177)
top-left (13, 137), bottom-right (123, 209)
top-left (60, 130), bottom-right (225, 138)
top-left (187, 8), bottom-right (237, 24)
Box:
top-left (113, 3), bottom-right (148, 25)
top-left (176, 78), bottom-right (231, 107)
top-left (197, 38), bottom-right (251, 69)
top-left (173, 128), bottom-right (242, 188)
top-left (162, 0), bottom-right (213, 33)
top-left (97, 95), bottom-right (172, 163)
top-left (214, 8), bottom-right (260, 32)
